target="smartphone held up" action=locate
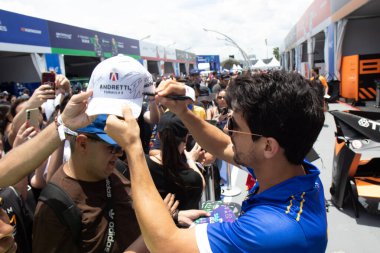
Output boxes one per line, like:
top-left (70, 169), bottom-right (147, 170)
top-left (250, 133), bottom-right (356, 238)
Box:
top-left (25, 108), bottom-right (40, 130)
top-left (41, 72), bottom-right (56, 90)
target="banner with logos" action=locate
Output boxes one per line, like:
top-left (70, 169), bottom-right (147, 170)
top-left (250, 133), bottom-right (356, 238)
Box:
top-left (48, 21), bottom-right (140, 58)
top-left (139, 41), bottom-right (177, 61)
top-left (196, 55), bottom-right (220, 71)
top-left (176, 50), bottom-right (196, 63)
top-left (0, 9), bottom-right (50, 50)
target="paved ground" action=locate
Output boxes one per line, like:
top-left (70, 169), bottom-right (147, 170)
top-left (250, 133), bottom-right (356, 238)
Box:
top-left (225, 101), bottom-right (380, 253)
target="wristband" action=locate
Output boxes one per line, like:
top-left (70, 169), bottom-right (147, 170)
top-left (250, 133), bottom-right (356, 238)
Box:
top-left (55, 115), bottom-right (77, 141)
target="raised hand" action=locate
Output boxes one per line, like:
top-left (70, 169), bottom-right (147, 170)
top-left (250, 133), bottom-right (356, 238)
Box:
top-left (55, 74), bottom-right (71, 96)
top-left (27, 84), bottom-right (55, 109)
top-left (155, 80), bottom-right (189, 116)
top-left (60, 90), bottom-right (95, 130)
top-left (105, 106), bottom-right (141, 149)
top-left (13, 122), bottom-right (38, 148)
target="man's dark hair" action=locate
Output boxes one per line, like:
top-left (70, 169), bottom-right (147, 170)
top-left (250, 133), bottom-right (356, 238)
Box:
top-left (0, 101), bottom-right (11, 135)
top-left (10, 97), bottom-right (29, 117)
top-left (312, 67), bottom-right (320, 75)
top-left (226, 71), bottom-right (324, 164)
top-left (23, 88), bottom-right (30, 95)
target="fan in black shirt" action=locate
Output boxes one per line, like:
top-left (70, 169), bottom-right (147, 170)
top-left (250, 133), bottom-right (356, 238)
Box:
top-left (146, 112), bottom-right (205, 210)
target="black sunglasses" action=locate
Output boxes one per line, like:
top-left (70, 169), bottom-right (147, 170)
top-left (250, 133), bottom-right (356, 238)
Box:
top-left (83, 134), bottom-right (123, 155)
top-left (226, 116), bottom-right (264, 137)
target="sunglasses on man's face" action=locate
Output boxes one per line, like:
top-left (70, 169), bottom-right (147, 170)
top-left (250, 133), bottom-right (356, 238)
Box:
top-left (225, 116), bottom-right (264, 138)
top-left (83, 134), bottom-right (123, 155)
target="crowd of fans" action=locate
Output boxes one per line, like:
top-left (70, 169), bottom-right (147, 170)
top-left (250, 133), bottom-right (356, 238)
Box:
top-left (0, 57), bottom-right (328, 253)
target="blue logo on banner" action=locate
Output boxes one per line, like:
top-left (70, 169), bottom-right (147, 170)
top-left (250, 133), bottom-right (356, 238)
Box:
top-left (45, 54), bottom-right (62, 74)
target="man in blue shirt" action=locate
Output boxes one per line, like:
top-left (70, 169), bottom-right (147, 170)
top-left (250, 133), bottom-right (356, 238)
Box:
top-left (106, 70), bottom-right (328, 252)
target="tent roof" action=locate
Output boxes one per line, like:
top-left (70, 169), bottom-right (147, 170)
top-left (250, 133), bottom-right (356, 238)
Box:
top-left (266, 57), bottom-right (280, 68)
top-left (251, 59), bottom-right (268, 69)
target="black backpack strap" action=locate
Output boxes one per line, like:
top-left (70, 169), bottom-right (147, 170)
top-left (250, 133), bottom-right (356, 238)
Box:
top-left (38, 183), bottom-right (82, 245)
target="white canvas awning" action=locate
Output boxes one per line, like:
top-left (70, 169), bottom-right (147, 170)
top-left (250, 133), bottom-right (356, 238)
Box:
top-left (251, 59), bottom-right (268, 69)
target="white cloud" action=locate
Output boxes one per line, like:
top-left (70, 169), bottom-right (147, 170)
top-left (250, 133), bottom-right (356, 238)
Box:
top-left (1, 0), bottom-right (313, 60)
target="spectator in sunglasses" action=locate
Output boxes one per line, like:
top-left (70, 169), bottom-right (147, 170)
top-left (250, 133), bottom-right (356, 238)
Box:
top-left (206, 89), bottom-right (231, 130)
top-left (32, 115), bottom-right (141, 252)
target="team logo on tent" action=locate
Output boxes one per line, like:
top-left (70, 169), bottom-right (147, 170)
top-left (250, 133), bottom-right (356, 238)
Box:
top-left (109, 72), bottom-right (119, 81)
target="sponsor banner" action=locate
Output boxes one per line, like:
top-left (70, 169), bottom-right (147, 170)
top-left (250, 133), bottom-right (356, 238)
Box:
top-left (165, 47), bottom-right (176, 60)
top-left (296, 0), bottom-right (331, 40)
top-left (140, 41), bottom-right (165, 60)
top-left (284, 26), bottom-right (297, 51)
top-left (0, 9), bottom-right (50, 47)
top-left (196, 55), bottom-right (220, 71)
top-left (139, 41), bottom-right (176, 61)
top-left (48, 21), bottom-right (139, 57)
top-left (176, 49), bottom-right (196, 62)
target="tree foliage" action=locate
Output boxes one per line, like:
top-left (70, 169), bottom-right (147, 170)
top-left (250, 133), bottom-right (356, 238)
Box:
top-left (273, 47), bottom-right (280, 61)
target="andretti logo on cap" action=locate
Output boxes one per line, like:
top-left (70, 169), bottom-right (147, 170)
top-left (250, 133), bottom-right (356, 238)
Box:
top-left (109, 72), bottom-right (119, 81)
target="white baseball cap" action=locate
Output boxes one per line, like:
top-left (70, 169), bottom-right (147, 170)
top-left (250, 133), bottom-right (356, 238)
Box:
top-left (86, 55), bottom-right (155, 118)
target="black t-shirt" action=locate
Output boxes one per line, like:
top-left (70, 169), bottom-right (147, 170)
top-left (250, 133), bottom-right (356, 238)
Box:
top-left (145, 155), bottom-right (203, 210)
top-left (0, 187), bottom-right (33, 253)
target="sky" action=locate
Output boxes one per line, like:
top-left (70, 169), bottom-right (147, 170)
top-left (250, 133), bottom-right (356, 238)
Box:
top-left (1, 0), bottom-right (313, 61)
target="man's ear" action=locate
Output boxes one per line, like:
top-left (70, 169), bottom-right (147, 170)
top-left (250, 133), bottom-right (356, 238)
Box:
top-left (263, 137), bottom-right (279, 159)
top-left (76, 134), bottom-right (88, 151)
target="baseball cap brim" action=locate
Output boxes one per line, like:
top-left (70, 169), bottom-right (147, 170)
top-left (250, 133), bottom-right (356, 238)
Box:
top-left (86, 97), bottom-right (143, 118)
top-left (97, 133), bottom-right (117, 145)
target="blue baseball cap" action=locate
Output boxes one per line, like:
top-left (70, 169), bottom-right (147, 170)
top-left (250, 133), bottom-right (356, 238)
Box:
top-left (76, 114), bottom-right (117, 145)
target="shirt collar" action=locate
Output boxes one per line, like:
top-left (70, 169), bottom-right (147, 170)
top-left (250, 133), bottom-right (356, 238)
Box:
top-left (242, 160), bottom-right (320, 212)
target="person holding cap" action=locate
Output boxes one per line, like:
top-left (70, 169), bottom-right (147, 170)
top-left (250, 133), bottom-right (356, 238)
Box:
top-left (32, 114), bottom-right (142, 253)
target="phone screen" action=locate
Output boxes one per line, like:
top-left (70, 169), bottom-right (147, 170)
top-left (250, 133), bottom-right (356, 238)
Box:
top-left (186, 134), bottom-right (195, 152)
top-left (42, 72), bottom-right (56, 90)
top-left (26, 108), bottom-right (40, 129)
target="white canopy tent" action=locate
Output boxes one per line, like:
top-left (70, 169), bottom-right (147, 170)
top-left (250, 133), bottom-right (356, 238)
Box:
top-left (251, 59), bottom-right (268, 69)
top-left (266, 57), bottom-right (281, 69)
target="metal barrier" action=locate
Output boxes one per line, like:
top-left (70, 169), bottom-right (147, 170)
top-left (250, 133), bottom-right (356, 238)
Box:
top-left (221, 163), bottom-right (241, 197)
top-left (201, 164), bottom-right (216, 202)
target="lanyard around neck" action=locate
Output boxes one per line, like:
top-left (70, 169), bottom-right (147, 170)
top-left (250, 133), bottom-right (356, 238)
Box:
top-left (104, 178), bottom-right (115, 253)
